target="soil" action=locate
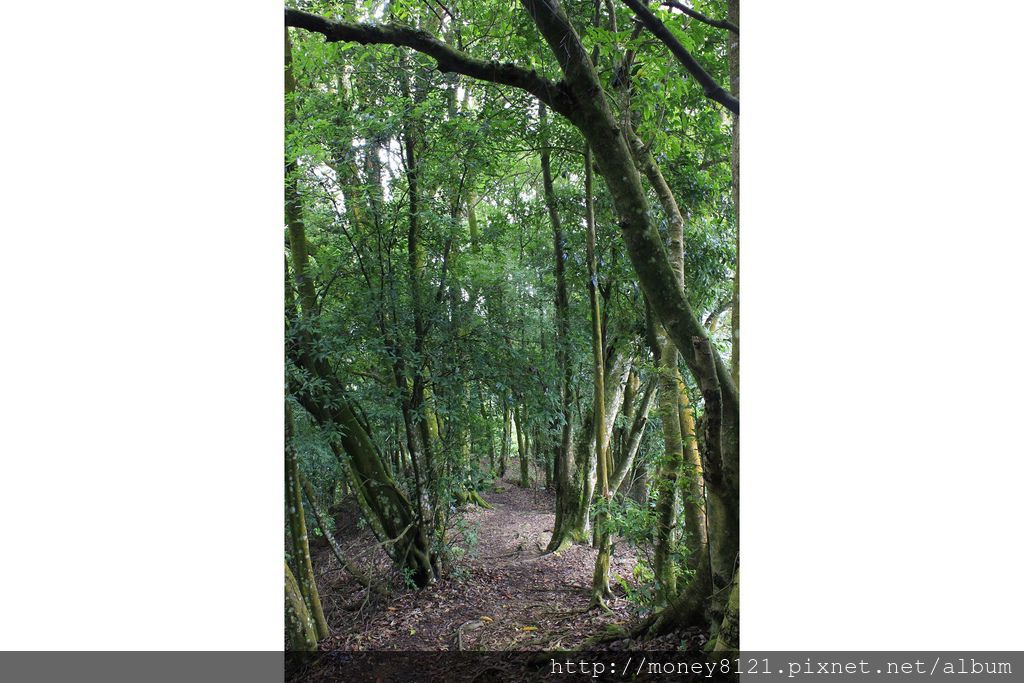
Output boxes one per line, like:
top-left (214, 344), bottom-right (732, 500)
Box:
top-left (310, 471), bottom-right (657, 652)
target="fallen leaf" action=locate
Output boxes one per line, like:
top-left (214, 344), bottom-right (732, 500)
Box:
top-left (521, 626), bottom-right (537, 632)
top-left (480, 616), bottom-right (493, 623)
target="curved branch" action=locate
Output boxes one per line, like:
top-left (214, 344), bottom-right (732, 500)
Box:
top-left (620, 0), bottom-right (739, 115)
top-left (521, 0), bottom-right (738, 416)
top-left (661, 0), bottom-right (738, 34)
top-left (285, 8), bottom-right (571, 115)
top-left (703, 297), bottom-right (732, 328)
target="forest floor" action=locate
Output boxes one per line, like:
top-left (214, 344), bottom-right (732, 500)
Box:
top-left (311, 469), bottom-right (697, 653)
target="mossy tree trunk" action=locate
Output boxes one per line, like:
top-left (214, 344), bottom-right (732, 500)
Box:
top-left (299, 470), bottom-right (386, 594)
top-left (610, 377), bottom-right (657, 496)
top-left (285, 562), bottom-right (318, 652)
top-left (626, 108), bottom-right (710, 587)
top-left (728, 0), bottom-right (740, 392)
top-left (285, 402), bottom-right (329, 639)
top-left (678, 381), bottom-right (708, 568)
top-left (650, 314), bottom-right (684, 605)
top-left (541, 102), bottom-right (585, 553)
top-left (585, 144), bottom-right (613, 605)
top-left (712, 568), bottom-right (740, 651)
top-left (500, 403), bottom-right (510, 478)
top-left (284, 31), bottom-right (328, 642)
top-left (643, 158), bottom-right (688, 603)
top-left (514, 406), bottom-right (529, 488)
top-left (288, 361), bottom-right (437, 586)
top-left (574, 347), bottom-right (631, 541)
top-left (480, 390), bottom-right (496, 476)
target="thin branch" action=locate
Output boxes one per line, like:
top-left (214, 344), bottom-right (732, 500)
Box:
top-left (427, 0), bottom-right (456, 24)
top-left (703, 297), bottom-right (732, 328)
top-left (422, 1), bottom-right (446, 28)
top-left (298, 471), bottom-right (389, 594)
top-left (285, 8), bottom-right (571, 114)
top-left (661, 0), bottom-right (738, 34)
top-left (619, 0), bottom-right (739, 115)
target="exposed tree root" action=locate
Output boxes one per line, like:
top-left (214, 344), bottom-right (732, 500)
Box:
top-left (454, 488), bottom-right (494, 510)
top-left (587, 594), bottom-right (615, 615)
top-left (466, 490), bottom-right (493, 509)
top-left (631, 566), bottom-right (710, 640)
top-left (543, 536), bottom-right (574, 555)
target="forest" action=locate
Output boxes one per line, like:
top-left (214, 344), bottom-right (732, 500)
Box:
top-left (284, 0), bottom-right (740, 661)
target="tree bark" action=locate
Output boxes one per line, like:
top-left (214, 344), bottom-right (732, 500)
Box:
top-left (514, 406), bottom-right (529, 488)
top-left (284, 29), bottom-right (317, 317)
top-left (285, 562), bottom-right (318, 651)
top-left (623, 109), bottom-right (710, 574)
top-left (678, 381), bottom-right (708, 566)
top-left (401, 61), bottom-right (441, 515)
top-left (542, 102), bottom-right (584, 553)
top-left (728, 0), bottom-right (740, 391)
top-left (585, 141), bottom-right (613, 606)
top-left (651, 319), bottom-right (684, 604)
top-left (712, 568), bottom-right (740, 651)
top-left (609, 377), bottom-right (657, 496)
top-left (285, 402), bottom-right (329, 639)
top-left (500, 403), bottom-right (510, 478)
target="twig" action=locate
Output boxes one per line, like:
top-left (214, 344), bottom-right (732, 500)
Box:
top-left (661, 0), bottom-right (739, 33)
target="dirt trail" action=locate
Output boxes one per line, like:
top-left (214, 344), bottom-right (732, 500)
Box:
top-left (314, 473), bottom-right (641, 651)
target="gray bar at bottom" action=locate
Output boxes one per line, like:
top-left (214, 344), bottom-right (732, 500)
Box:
top-left (0, 652), bottom-right (284, 683)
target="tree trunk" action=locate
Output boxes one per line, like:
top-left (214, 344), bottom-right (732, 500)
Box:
top-left (500, 403), bottom-right (510, 478)
top-left (624, 108), bottom-right (710, 574)
top-left (712, 568), bottom-right (740, 651)
top-left (400, 57), bottom-right (444, 520)
top-left (480, 391), bottom-right (496, 476)
top-left (728, 0), bottom-right (740, 391)
top-left (610, 377), bottom-right (657, 496)
top-left (514, 406), bottom-right (529, 488)
top-left (585, 142), bottom-right (613, 606)
top-left (299, 470), bottom-right (385, 594)
top-left (284, 29), bottom-right (317, 317)
top-left (678, 381), bottom-right (708, 567)
top-left (290, 371), bottom-right (437, 586)
top-left (651, 323), bottom-right (684, 605)
top-left (285, 562), bottom-right (318, 652)
top-left (691, 333), bottom-right (739, 637)
top-left (645, 160), bottom-right (688, 604)
top-left (541, 102), bottom-right (584, 553)
top-left (576, 348), bottom-right (631, 536)
top-left (285, 402), bottom-right (329, 639)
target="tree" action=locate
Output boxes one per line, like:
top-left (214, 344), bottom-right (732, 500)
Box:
top-left (285, 0), bottom-right (739, 644)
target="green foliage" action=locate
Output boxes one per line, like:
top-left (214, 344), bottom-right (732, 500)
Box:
top-left (445, 516), bottom-right (482, 581)
top-left (617, 561), bottom-right (656, 610)
top-left (400, 565), bottom-right (418, 590)
top-left (285, 0), bottom-right (736, 612)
